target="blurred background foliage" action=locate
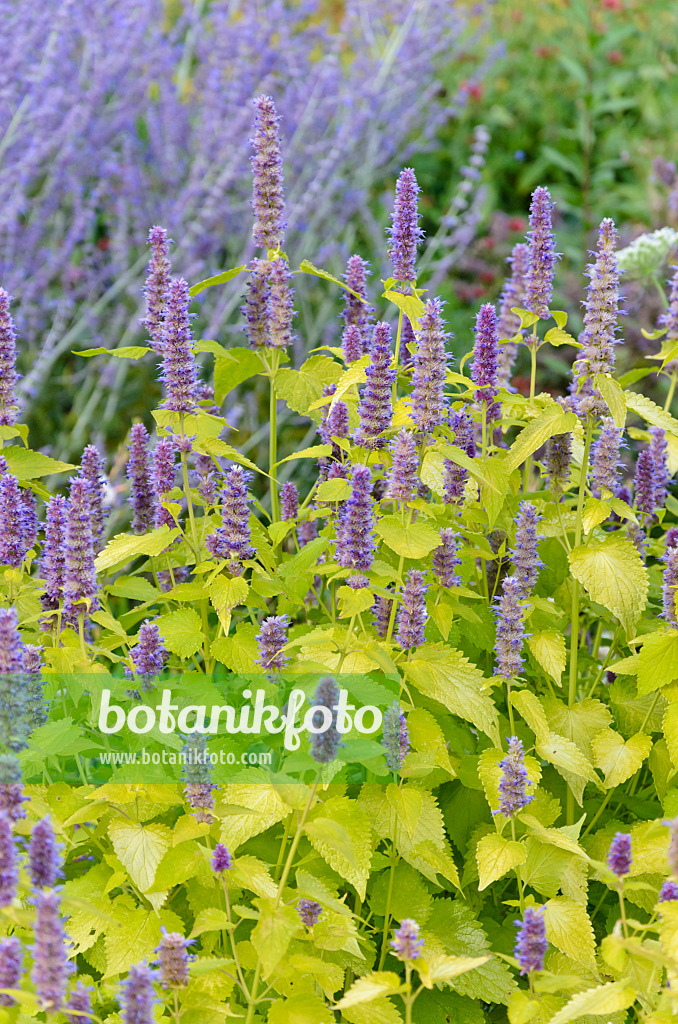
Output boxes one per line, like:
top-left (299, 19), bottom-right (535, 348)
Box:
top-left (2, 0), bottom-right (678, 466)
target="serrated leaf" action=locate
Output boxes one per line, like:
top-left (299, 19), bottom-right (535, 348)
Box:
top-left (277, 444), bottom-right (332, 465)
top-left (155, 608), bottom-right (205, 658)
top-left (543, 898), bottom-right (595, 965)
top-left (334, 973), bottom-right (405, 1010)
top-left (269, 992), bottom-right (335, 1024)
top-left (511, 307), bottom-right (540, 329)
top-left (405, 649), bottom-right (499, 742)
top-left (79, 345), bottom-right (150, 360)
top-left (541, 697), bottom-right (612, 760)
top-left (341, 999), bottom-right (403, 1024)
top-left (510, 690), bottom-right (550, 742)
top-left (476, 834), bottom-right (526, 890)
top-left (543, 327), bottom-right (579, 348)
top-left (505, 409), bottom-right (576, 474)
top-left (375, 516), bottom-right (441, 558)
top-left (108, 820), bottom-right (171, 892)
top-left (337, 586), bottom-right (374, 619)
top-left (591, 729), bottom-right (652, 788)
top-left (593, 373), bottom-right (626, 427)
top-left (298, 259), bottom-right (367, 300)
top-left (548, 982), bottom-right (636, 1024)
top-left (663, 702), bottom-right (678, 767)
top-left (535, 733), bottom-right (599, 795)
top-left (189, 908), bottom-right (234, 939)
top-left (250, 900), bottom-right (300, 979)
top-left (219, 783), bottom-right (289, 850)
top-left (382, 290), bottom-right (426, 329)
top-left (316, 477), bottom-right (352, 502)
top-left (189, 264), bottom-right (247, 296)
top-left (4, 447), bottom-right (75, 479)
top-left (625, 390), bottom-right (678, 437)
top-left (527, 630), bottom-right (566, 685)
top-left (423, 899), bottom-right (515, 1004)
top-left (568, 534), bottom-right (648, 636)
top-left (305, 796), bottom-right (372, 900)
top-left (275, 355), bottom-right (343, 418)
top-left (104, 900), bottom-right (183, 977)
top-left (637, 628), bottom-right (678, 695)
top-left (581, 496), bottom-right (611, 533)
top-left (214, 348), bottom-right (266, 402)
top-left (95, 527), bottom-right (181, 571)
top-left (417, 955), bottom-right (492, 989)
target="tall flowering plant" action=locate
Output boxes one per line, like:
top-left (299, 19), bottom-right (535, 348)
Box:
top-left (3, 96), bottom-right (678, 1024)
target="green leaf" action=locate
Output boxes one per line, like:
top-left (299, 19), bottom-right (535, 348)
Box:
top-left (275, 355), bottom-right (343, 418)
top-left (195, 436), bottom-right (263, 476)
top-left (543, 327), bottom-right (579, 348)
top-left (543, 898), bottom-right (596, 965)
top-left (417, 955), bottom-right (492, 990)
top-left (625, 390), bottom-right (678, 437)
top-left (374, 516), bottom-right (441, 558)
top-left (591, 729), bottom-right (652, 788)
top-left (337, 586), bottom-right (374, 619)
top-left (106, 576), bottom-right (160, 602)
top-left (188, 908), bottom-right (234, 939)
top-left (423, 899), bottom-right (515, 1004)
top-left (3, 447), bottom-right (75, 479)
top-left (219, 784), bottom-right (289, 850)
top-left (547, 982), bottom-right (636, 1024)
top-left (581, 497), bottom-right (611, 533)
top-left (535, 734), bottom-right (600, 803)
top-left (476, 834), bottom-right (526, 890)
top-left (209, 576), bottom-right (250, 612)
top-left (104, 901), bottom-right (183, 977)
top-left (541, 697), bottom-right (612, 760)
top-left (250, 900), bottom-right (300, 978)
top-left (382, 290), bottom-right (426, 329)
top-left (568, 534), bottom-right (648, 637)
top-left (214, 348), bottom-right (266, 402)
top-left (78, 346), bottom-right (150, 360)
top-left (593, 373), bottom-right (626, 428)
top-left (511, 307), bottom-right (540, 329)
top-left (298, 259), bottom-right (367, 300)
top-left (527, 630), bottom-right (566, 685)
top-left (511, 690), bottom-right (550, 742)
top-left (277, 444), bottom-right (332, 465)
top-left (95, 526), bottom-right (181, 572)
top-left (155, 608), bottom-right (206, 658)
top-left (340, 999), bottom-right (403, 1024)
top-left (663, 702), bottom-right (678, 767)
top-left (316, 477), bottom-right (352, 502)
top-left (269, 993), bottom-right (335, 1024)
top-left (189, 264), bottom-right (247, 297)
top-left (108, 820), bottom-right (172, 892)
top-left (405, 649), bottom-right (499, 742)
top-left (334, 974), bottom-right (405, 1010)
top-left (320, 354), bottom-right (370, 407)
top-left (551, 310), bottom-right (568, 329)
top-left (305, 796), bottom-right (373, 900)
top-left (637, 628), bottom-right (678, 695)
top-left (505, 409), bottom-right (577, 474)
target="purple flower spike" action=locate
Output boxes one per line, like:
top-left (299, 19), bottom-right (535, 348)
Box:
top-left (80, 445), bottom-right (107, 550)
top-left (280, 481), bottom-right (299, 520)
top-left (28, 817), bottom-right (61, 889)
top-left (0, 289), bottom-right (20, 426)
top-left (388, 168), bottom-right (423, 283)
top-left (0, 754), bottom-right (28, 822)
top-left (267, 255), bottom-right (295, 349)
top-left (659, 880), bottom-right (678, 903)
top-left (0, 607), bottom-right (24, 674)
top-left (444, 409), bottom-right (475, 505)
top-left (372, 592), bottom-right (393, 638)
top-left (343, 255), bottom-right (373, 354)
top-left (127, 424), bottom-right (155, 534)
top-left (494, 576), bottom-right (525, 678)
top-left (297, 899), bottom-right (323, 927)
top-left (401, 315), bottom-right (417, 369)
top-left (206, 466), bottom-right (255, 573)
top-left (0, 475), bottom-right (27, 567)
top-left (142, 226), bottom-right (172, 351)
top-left (658, 265), bottom-right (678, 342)
top-left (122, 963), bottom-right (155, 1024)
top-left (242, 258), bottom-right (272, 350)
top-left (497, 242), bottom-right (529, 387)
top-left (382, 701), bottom-right (409, 771)
top-left (66, 982), bottom-right (92, 1024)
top-left (590, 418), bottom-right (624, 496)
top-left (635, 449), bottom-right (656, 518)
top-left (387, 429), bottom-right (419, 503)
top-left (514, 906), bottom-right (548, 974)
top-left (354, 322), bottom-right (395, 449)
top-left (470, 303), bottom-right (500, 422)
top-left (128, 620), bottom-right (168, 690)
top-left (0, 936), bottom-right (22, 1006)
top-left (63, 477), bottom-right (99, 629)
top-left (40, 495), bottom-right (67, 615)
top-left (212, 844), bottom-right (233, 873)
top-left (511, 502), bottom-right (543, 598)
top-left (153, 438), bottom-right (177, 530)
top-left (497, 737), bottom-right (533, 818)
top-left (156, 931), bottom-right (190, 989)
top-left (525, 186), bottom-right (559, 320)
top-left (336, 464), bottom-right (375, 576)
top-left (607, 832), bottom-right (632, 878)
top-left (411, 297), bottom-right (449, 432)
top-left (395, 569), bottom-right (428, 651)
top-left (0, 815), bottom-right (18, 906)
top-left (310, 676), bottom-right (342, 764)
top-left (256, 615), bottom-right (290, 672)
top-left (663, 548), bottom-right (678, 626)
top-left (544, 427), bottom-right (571, 492)
top-left (651, 428), bottom-right (669, 509)
top-left (432, 528), bottom-right (462, 588)
top-left (342, 324), bottom-right (364, 364)
top-left (160, 278), bottom-right (199, 414)
top-left (182, 733), bottom-right (217, 824)
top-left (251, 95), bottom-right (285, 252)
top-left (21, 488), bottom-right (38, 554)
top-left (31, 889), bottom-right (72, 1011)
top-left (571, 218), bottom-right (621, 417)
top-left (391, 919), bottom-right (424, 962)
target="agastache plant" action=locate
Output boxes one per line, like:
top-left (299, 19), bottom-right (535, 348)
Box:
top-left (0, 289), bottom-right (20, 426)
top-left (524, 185), bottom-right (558, 320)
top-left (382, 701), bottom-right (409, 771)
top-left (343, 255), bottom-right (373, 354)
top-left (142, 226), bottom-right (172, 351)
top-left (31, 889), bottom-right (73, 1010)
top-left (388, 167), bottom-right (423, 283)
top-left (28, 817), bottom-right (61, 889)
top-left (470, 303), bottom-right (500, 424)
top-left (160, 278), bottom-right (199, 414)
top-left (386, 429), bottom-right (419, 503)
top-left (0, 937), bottom-right (22, 1007)
top-left (336, 465), bottom-right (375, 577)
top-left (496, 737), bottom-right (533, 817)
top-left (250, 95), bottom-right (285, 252)
top-left (80, 445), bottom-right (107, 551)
top-left (395, 570), bottom-right (428, 650)
top-left (62, 477), bottom-right (99, 629)
top-left (514, 907), bottom-right (548, 974)
top-left (432, 528), bottom-right (462, 588)
top-left (127, 621), bottom-right (168, 690)
top-left (411, 297), bottom-right (449, 432)
top-left (256, 615), bottom-right (290, 672)
top-left (354, 322), bottom-right (395, 449)
top-left (309, 677), bottom-right (342, 764)
top-left (510, 502), bottom-right (543, 598)
top-left (590, 418), bottom-right (624, 497)
top-left (127, 424), bottom-right (155, 534)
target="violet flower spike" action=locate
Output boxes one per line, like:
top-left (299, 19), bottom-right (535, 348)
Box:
top-left (524, 185), bottom-right (559, 320)
top-left (40, 494), bottom-right (67, 615)
top-left (156, 931), bottom-right (190, 989)
top-left (142, 226), bottom-right (172, 352)
top-left (354, 321), bottom-right (395, 449)
top-left (21, 488), bottom-right (38, 553)
top-left (206, 466), bottom-right (255, 573)
top-left (494, 576), bottom-right (525, 678)
top-left (659, 880), bottom-right (678, 903)
top-left (388, 168), bottom-right (423, 283)
top-left (31, 889), bottom-right (72, 1011)
top-left (0, 607), bottom-right (24, 674)
top-left (250, 95), bottom-right (286, 251)
top-left (342, 324), bottom-right (364, 364)
top-left (127, 620), bottom-right (168, 690)
top-left (62, 476), bottom-right (99, 629)
top-left (511, 502), bottom-right (543, 598)
top-left (470, 303), bottom-right (500, 422)
top-left (387, 429), bottom-right (419, 503)
top-left (590, 418), bottom-right (624, 498)
top-left (0, 754), bottom-right (28, 822)
top-left (544, 427), bottom-right (571, 493)
top-left (607, 832), bottom-right (632, 877)
top-left (432, 528), bottom-right (462, 588)
top-left (372, 592), bottom-right (393, 639)
top-left (0, 475), bottom-right (27, 567)
top-left (182, 733), bottom-right (217, 824)
top-left (343, 255), bottom-right (373, 353)
top-left (256, 615), bottom-right (290, 672)
top-left (28, 817), bottom-right (61, 889)
top-left (152, 438), bottom-right (177, 530)
top-left (411, 296), bottom-right (449, 432)
top-left (635, 448), bottom-right (656, 518)
top-left (650, 427), bottom-right (669, 510)
top-left (0, 814), bottom-right (18, 906)
top-left (242, 258), bottom-right (272, 350)
top-left (391, 919), bottom-right (424, 962)
top-left (336, 464), bottom-right (375, 576)
top-left (280, 481), bottom-right (299, 520)
top-left (0, 936), bottom-right (22, 1006)
top-left (127, 424), bottom-right (155, 534)
top-left (514, 906), bottom-right (548, 974)
top-left (496, 736), bottom-right (533, 818)
top-left (160, 278), bottom-right (199, 414)
top-left (66, 982), bottom-right (92, 1024)
top-left (382, 700), bottom-right (409, 771)
top-left (0, 289), bottom-right (20, 426)
top-left (663, 547), bottom-right (678, 627)
top-left (267, 255), bottom-right (295, 349)
top-left (122, 963), bottom-right (155, 1024)
top-left (395, 569), bottom-right (428, 651)
top-left (212, 844), bottom-right (233, 873)
top-left (309, 676), bottom-right (342, 764)
top-left (80, 445), bottom-right (107, 550)
top-left (298, 899), bottom-right (322, 927)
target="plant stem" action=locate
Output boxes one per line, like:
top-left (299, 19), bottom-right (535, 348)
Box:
top-left (378, 845), bottom-right (398, 971)
top-left (393, 309), bottom-right (404, 407)
top-left (268, 351), bottom-right (281, 523)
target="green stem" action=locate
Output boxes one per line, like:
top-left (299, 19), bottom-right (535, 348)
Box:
top-left (523, 336), bottom-right (539, 490)
top-left (665, 365), bottom-right (678, 413)
top-left (618, 882), bottom-right (628, 938)
top-left (180, 437), bottom-right (199, 558)
top-left (378, 845), bottom-right (398, 971)
top-left (392, 310), bottom-right (404, 408)
top-left (511, 818), bottom-right (525, 913)
top-left (268, 352), bottom-right (281, 523)
top-left (404, 964), bottom-right (413, 1024)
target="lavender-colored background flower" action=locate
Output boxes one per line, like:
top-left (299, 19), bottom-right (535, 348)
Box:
top-left (514, 906), bottom-right (547, 974)
top-left (382, 701), bottom-right (410, 771)
top-left (496, 737), bottom-right (533, 818)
